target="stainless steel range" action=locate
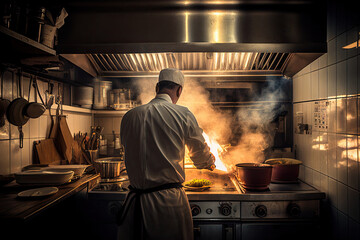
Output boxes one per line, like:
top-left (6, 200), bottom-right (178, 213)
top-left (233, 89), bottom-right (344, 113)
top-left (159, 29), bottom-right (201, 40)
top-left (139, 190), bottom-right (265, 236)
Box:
top-left (87, 172), bottom-right (325, 240)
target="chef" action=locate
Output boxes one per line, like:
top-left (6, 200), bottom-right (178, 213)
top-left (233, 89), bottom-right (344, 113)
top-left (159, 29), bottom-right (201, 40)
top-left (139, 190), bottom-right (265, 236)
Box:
top-left (118, 68), bottom-right (216, 240)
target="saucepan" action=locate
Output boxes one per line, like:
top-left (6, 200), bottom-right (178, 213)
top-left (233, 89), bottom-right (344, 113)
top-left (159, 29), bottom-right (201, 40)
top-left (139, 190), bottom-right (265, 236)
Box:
top-left (235, 163), bottom-right (272, 190)
top-left (94, 157), bottom-right (127, 180)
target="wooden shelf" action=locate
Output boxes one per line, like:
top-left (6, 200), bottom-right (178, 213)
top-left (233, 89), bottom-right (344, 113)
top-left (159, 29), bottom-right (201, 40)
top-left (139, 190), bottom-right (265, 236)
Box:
top-left (92, 109), bottom-right (128, 116)
top-left (0, 25), bottom-right (56, 56)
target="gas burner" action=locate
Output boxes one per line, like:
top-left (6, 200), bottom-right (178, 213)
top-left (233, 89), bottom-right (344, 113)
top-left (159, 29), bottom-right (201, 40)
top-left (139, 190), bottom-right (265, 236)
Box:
top-left (94, 180), bottom-right (129, 192)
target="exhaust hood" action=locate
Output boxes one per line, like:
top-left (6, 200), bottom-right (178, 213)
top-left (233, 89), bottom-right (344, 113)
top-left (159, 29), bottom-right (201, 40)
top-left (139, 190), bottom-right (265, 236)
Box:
top-left (87, 52), bottom-right (290, 74)
top-left (58, 0), bottom-right (326, 77)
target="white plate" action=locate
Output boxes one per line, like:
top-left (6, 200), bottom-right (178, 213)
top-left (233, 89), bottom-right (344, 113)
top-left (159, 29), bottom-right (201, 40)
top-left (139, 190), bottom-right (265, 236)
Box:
top-left (17, 187), bottom-right (59, 198)
top-left (15, 170), bottom-right (74, 185)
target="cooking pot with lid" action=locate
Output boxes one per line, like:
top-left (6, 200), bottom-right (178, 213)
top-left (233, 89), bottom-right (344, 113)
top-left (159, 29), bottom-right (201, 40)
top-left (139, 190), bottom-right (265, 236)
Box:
top-left (235, 163), bottom-right (272, 190)
top-left (265, 158), bottom-right (302, 182)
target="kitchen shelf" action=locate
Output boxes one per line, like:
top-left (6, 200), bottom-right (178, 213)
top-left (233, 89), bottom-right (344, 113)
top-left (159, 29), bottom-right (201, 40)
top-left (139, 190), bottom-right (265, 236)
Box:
top-left (92, 109), bottom-right (128, 116)
top-left (0, 25), bottom-right (56, 56)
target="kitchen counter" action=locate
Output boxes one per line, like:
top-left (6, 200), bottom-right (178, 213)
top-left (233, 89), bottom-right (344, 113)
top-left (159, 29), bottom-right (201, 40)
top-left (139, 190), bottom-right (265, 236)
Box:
top-left (0, 173), bottom-right (99, 222)
top-left (88, 181), bottom-right (325, 202)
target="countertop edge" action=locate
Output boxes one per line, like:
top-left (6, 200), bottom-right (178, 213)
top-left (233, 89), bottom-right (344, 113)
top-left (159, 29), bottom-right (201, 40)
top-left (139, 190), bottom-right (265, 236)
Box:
top-left (0, 173), bottom-right (100, 222)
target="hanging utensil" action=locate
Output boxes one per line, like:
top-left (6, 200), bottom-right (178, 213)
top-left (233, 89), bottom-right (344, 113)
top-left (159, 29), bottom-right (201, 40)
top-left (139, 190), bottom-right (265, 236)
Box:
top-left (6, 97), bottom-right (29, 148)
top-left (0, 69), bottom-right (11, 127)
top-left (24, 76), bottom-right (46, 119)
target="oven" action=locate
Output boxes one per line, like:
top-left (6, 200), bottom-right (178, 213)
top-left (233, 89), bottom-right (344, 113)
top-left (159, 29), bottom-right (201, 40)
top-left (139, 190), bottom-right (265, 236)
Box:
top-left (87, 173), bottom-right (324, 240)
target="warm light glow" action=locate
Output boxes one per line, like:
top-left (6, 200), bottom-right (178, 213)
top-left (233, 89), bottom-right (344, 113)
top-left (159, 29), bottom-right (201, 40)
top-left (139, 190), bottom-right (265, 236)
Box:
top-left (337, 138), bottom-right (347, 148)
top-left (202, 132), bottom-right (228, 171)
top-left (346, 113), bottom-right (356, 121)
top-left (347, 138), bottom-right (357, 148)
top-left (312, 143), bottom-right (328, 151)
top-left (348, 149), bottom-right (358, 161)
top-left (313, 135), bottom-right (324, 143)
top-left (319, 144), bottom-right (328, 151)
top-left (342, 40), bottom-right (360, 49)
top-left (184, 11), bottom-right (189, 43)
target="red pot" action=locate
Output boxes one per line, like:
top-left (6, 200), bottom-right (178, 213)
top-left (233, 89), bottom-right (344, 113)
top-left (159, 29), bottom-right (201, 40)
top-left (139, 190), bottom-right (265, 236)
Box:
top-left (265, 158), bottom-right (302, 182)
top-left (235, 163), bottom-right (272, 190)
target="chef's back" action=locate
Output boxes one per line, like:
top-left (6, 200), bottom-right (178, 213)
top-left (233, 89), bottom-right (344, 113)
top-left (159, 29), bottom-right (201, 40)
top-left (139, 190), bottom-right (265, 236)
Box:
top-left (119, 93), bottom-right (196, 240)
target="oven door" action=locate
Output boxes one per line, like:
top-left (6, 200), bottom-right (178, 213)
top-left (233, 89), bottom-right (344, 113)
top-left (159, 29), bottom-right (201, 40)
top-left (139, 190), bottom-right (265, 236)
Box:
top-left (193, 221), bottom-right (241, 240)
top-left (241, 222), bottom-right (321, 240)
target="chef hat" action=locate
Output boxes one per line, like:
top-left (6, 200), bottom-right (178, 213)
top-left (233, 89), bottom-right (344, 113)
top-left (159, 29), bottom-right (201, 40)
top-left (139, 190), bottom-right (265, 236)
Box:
top-left (158, 68), bottom-right (184, 87)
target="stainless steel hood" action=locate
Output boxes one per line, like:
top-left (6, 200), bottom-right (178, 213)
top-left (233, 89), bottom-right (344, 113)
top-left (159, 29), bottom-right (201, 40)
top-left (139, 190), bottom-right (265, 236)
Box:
top-left (87, 52), bottom-right (290, 74)
top-left (58, 0), bottom-right (326, 77)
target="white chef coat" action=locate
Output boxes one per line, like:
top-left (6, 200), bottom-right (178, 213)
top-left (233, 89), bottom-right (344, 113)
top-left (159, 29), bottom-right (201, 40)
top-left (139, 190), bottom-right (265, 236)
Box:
top-left (119, 93), bottom-right (215, 240)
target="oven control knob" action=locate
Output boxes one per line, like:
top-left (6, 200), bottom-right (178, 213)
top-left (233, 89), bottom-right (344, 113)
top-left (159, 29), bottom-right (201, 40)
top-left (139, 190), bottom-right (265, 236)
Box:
top-left (191, 205), bottom-right (201, 216)
top-left (287, 203), bottom-right (301, 217)
top-left (255, 205), bottom-right (267, 218)
top-left (220, 203), bottom-right (232, 216)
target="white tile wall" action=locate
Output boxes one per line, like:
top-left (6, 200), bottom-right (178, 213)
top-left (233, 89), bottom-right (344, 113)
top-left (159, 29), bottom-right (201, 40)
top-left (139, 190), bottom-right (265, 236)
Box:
top-left (328, 64), bottom-right (337, 98)
top-left (319, 67), bottom-right (328, 99)
top-left (294, 1), bottom-right (360, 236)
top-left (347, 57), bottom-right (357, 96)
top-left (336, 61), bottom-right (347, 97)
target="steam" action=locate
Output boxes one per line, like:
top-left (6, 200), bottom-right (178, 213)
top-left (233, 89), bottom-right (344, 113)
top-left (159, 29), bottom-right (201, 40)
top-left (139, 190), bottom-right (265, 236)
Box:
top-left (178, 79), bottom-right (232, 141)
top-left (225, 79), bottom-right (287, 165)
top-left (132, 75), bottom-right (288, 166)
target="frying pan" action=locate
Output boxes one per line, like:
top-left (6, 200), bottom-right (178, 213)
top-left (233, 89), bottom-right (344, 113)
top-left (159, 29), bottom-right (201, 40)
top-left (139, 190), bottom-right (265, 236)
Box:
top-left (6, 97), bottom-right (29, 149)
top-left (24, 76), bottom-right (46, 119)
top-left (6, 97), bottom-right (30, 127)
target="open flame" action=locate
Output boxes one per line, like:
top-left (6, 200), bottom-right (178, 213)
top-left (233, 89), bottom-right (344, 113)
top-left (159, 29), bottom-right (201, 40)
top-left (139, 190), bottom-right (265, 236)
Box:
top-left (202, 132), bottom-right (228, 172)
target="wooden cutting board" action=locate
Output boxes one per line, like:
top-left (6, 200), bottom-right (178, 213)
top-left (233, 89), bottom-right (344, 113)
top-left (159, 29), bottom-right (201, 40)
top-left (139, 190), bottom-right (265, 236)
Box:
top-left (57, 116), bottom-right (73, 163)
top-left (35, 139), bottom-right (63, 164)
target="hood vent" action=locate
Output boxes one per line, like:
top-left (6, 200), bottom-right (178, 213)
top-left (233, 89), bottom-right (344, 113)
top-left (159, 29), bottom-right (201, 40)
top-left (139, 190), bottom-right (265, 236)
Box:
top-left (87, 52), bottom-right (291, 76)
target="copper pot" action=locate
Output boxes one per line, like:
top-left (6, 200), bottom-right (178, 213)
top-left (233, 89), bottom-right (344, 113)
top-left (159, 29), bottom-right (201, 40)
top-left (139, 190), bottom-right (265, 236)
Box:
top-left (235, 163), bottom-right (272, 190)
top-left (94, 157), bottom-right (126, 180)
top-left (265, 158), bottom-right (302, 182)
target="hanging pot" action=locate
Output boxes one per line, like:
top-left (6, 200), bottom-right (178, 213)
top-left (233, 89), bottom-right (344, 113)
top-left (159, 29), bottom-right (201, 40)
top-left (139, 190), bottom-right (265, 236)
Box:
top-left (6, 97), bottom-right (30, 127)
top-left (0, 69), bottom-right (10, 127)
top-left (6, 97), bottom-right (30, 149)
top-left (0, 98), bottom-right (10, 117)
top-left (0, 98), bottom-right (10, 127)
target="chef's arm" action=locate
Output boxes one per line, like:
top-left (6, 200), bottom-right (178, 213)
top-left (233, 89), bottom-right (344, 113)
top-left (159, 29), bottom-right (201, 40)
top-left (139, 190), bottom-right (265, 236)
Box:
top-left (185, 112), bottom-right (216, 170)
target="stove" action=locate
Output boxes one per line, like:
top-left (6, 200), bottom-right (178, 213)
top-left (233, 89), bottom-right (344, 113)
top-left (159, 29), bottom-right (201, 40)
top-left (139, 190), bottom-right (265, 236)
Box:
top-left (87, 174), bottom-right (325, 240)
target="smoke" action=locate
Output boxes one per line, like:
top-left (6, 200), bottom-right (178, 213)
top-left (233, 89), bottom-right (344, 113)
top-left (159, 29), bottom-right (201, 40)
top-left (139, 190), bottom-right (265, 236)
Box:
top-left (178, 79), bottom-right (232, 142)
top-left (224, 79), bottom-right (287, 166)
top-left (133, 77), bottom-right (232, 141)
top-left (133, 75), bottom-right (288, 166)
